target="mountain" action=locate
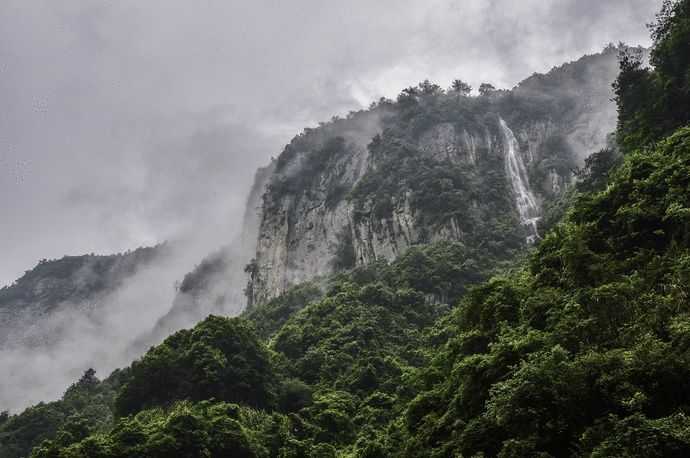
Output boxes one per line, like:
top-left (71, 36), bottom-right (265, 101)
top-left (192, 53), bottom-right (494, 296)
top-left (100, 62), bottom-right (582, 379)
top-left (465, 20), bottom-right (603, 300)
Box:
top-left (3, 0), bottom-right (690, 454)
top-left (0, 160), bottom-right (272, 416)
top-left (0, 48), bottom-right (623, 354)
top-left (247, 47), bottom-right (622, 305)
top-left (0, 46), bottom-right (627, 456)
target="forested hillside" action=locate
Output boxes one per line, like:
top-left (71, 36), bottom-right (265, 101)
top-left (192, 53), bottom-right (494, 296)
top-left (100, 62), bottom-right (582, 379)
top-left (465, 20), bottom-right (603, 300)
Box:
top-left (1, 0), bottom-right (689, 456)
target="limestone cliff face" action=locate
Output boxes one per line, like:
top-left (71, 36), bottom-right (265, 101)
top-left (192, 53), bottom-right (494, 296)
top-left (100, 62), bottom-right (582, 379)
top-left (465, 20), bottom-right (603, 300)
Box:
top-left (418, 122), bottom-right (487, 164)
top-left (249, 116), bottom-right (585, 305)
top-left (351, 123), bottom-right (499, 266)
top-left (249, 136), bottom-right (369, 304)
top-left (247, 49), bottom-right (621, 305)
top-left (350, 190), bottom-right (418, 266)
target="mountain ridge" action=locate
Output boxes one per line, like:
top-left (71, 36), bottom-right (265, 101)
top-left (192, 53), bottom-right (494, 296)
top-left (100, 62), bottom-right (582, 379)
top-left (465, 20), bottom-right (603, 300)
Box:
top-left (247, 47), bottom-right (624, 305)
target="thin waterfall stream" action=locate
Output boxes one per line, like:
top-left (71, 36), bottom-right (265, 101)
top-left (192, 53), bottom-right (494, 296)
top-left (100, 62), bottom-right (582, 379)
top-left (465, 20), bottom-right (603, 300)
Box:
top-left (499, 117), bottom-right (541, 243)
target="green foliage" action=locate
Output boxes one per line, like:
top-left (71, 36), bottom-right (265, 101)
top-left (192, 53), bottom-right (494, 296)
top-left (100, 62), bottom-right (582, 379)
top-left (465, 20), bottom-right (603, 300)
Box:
top-left (115, 316), bottom-right (276, 416)
top-left (450, 79), bottom-right (471, 95)
top-left (267, 136), bottom-right (351, 209)
top-left (0, 403), bottom-right (68, 458)
top-left (178, 249), bottom-right (230, 294)
top-left (478, 82), bottom-right (496, 95)
top-left (537, 185), bottom-right (576, 235)
top-left (398, 127), bottom-right (690, 456)
top-left (615, 0), bottom-right (690, 151)
top-left (377, 241), bottom-right (511, 306)
top-left (0, 369), bottom-right (118, 458)
top-left (575, 146), bottom-right (622, 193)
top-left (239, 239), bottom-right (510, 455)
top-left (30, 401), bottom-right (289, 458)
top-left (243, 282), bottom-right (323, 339)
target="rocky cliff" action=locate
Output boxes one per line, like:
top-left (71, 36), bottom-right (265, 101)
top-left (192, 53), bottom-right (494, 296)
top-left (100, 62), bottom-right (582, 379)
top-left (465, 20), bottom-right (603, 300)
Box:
top-left (247, 48), bottom-right (623, 305)
top-left (245, 112), bottom-right (384, 305)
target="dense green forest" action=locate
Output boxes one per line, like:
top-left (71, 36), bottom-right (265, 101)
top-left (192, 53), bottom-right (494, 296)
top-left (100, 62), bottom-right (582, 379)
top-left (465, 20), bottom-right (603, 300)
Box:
top-left (1, 0), bottom-right (689, 456)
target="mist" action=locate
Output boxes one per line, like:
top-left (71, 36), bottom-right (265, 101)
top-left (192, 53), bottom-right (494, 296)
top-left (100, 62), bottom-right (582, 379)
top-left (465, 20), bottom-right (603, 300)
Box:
top-left (0, 0), bottom-right (662, 285)
top-left (0, 240), bottom-right (228, 412)
top-left (0, 0), bottom-right (663, 413)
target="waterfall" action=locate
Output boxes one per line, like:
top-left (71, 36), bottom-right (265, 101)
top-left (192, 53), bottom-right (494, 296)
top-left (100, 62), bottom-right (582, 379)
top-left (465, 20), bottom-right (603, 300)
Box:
top-left (499, 117), bottom-right (540, 243)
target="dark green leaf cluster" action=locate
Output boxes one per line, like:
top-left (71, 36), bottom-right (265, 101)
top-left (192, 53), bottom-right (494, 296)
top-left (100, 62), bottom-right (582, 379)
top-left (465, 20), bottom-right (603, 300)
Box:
top-left (615, 0), bottom-right (690, 151)
top-left (243, 281), bottom-right (323, 339)
top-left (0, 369), bottom-right (118, 458)
top-left (31, 401), bottom-right (289, 458)
top-left (269, 136), bottom-right (349, 200)
top-left (115, 316), bottom-right (276, 416)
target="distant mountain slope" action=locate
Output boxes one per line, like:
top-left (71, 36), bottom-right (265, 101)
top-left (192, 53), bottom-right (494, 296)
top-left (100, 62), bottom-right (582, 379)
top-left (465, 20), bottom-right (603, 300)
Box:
top-left (0, 245), bottom-right (167, 349)
top-left (0, 243), bottom-right (188, 414)
top-left (0, 159), bottom-right (272, 413)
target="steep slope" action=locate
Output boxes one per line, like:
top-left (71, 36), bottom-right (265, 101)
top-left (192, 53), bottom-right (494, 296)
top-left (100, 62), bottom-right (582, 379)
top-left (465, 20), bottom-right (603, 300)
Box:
top-left (399, 133), bottom-right (690, 456)
top-left (248, 47), bottom-right (623, 305)
top-left (0, 160), bottom-right (274, 415)
top-left (21, 122), bottom-right (690, 456)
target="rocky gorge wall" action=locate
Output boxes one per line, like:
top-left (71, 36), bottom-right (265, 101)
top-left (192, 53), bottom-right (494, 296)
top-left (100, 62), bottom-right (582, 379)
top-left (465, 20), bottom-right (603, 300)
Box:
top-left (246, 49), bottom-right (622, 305)
top-left (248, 115), bottom-right (598, 305)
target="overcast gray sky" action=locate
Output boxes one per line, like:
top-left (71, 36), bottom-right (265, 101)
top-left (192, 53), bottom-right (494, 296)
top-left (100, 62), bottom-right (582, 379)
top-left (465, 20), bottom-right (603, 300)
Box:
top-left (0, 0), bottom-right (662, 286)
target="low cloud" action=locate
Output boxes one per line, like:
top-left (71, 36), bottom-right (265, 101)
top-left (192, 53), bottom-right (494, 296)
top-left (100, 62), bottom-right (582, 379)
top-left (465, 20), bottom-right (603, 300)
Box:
top-left (0, 1), bottom-right (663, 285)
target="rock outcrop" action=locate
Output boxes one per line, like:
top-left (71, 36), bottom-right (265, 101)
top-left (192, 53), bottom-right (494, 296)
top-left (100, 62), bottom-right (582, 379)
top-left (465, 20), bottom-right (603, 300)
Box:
top-left (246, 49), bottom-right (622, 305)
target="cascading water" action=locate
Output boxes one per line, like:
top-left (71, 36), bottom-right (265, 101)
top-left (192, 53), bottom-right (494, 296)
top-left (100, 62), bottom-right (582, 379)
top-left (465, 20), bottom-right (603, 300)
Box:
top-left (498, 117), bottom-right (540, 243)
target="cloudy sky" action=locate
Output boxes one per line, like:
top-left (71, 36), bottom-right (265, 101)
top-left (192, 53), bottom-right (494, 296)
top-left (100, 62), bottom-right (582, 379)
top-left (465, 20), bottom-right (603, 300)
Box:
top-left (0, 0), bottom-right (662, 286)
